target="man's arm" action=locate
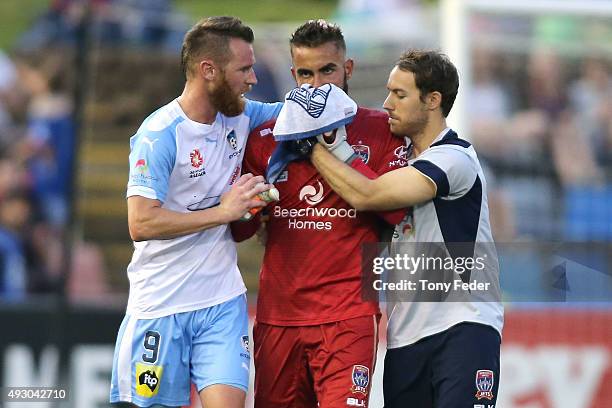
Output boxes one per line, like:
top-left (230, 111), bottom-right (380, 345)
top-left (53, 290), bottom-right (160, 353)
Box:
top-left (128, 174), bottom-right (269, 241)
top-left (229, 121), bottom-right (272, 242)
top-left (311, 144), bottom-right (436, 211)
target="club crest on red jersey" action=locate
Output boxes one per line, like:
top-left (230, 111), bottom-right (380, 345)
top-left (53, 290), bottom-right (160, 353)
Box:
top-left (351, 144), bottom-right (370, 164)
top-left (350, 365), bottom-right (370, 396)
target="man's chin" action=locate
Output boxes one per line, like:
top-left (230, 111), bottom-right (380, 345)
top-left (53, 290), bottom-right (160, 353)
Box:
top-left (389, 124), bottom-right (404, 136)
top-left (218, 97), bottom-right (245, 117)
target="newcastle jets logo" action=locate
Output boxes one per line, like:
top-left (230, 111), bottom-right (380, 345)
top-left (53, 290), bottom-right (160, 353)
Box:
top-left (286, 84), bottom-right (331, 118)
top-left (350, 365), bottom-right (370, 396)
top-left (351, 144), bottom-right (370, 164)
top-left (475, 370), bottom-right (495, 400)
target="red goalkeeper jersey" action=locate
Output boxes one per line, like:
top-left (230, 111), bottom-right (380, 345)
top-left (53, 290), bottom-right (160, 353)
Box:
top-left (235, 107), bottom-right (408, 325)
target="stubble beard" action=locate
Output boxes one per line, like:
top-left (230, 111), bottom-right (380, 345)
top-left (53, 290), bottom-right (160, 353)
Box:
top-left (392, 106), bottom-right (429, 139)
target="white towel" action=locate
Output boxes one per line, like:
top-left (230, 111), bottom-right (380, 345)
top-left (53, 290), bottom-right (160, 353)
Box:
top-left (272, 83), bottom-right (357, 141)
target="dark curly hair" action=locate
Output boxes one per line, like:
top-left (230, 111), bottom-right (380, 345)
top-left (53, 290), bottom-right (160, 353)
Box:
top-left (290, 19), bottom-right (346, 55)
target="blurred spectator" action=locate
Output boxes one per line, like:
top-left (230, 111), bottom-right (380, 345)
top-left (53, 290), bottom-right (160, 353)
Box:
top-left (17, 55), bottom-right (74, 228)
top-left (246, 45), bottom-right (283, 103)
top-left (67, 240), bottom-right (109, 302)
top-left (0, 189), bottom-right (29, 301)
top-left (468, 47), bottom-right (514, 158)
top-left (0, 51), bottom-right (18, 133)
top-left (18, 0), bottom-right (178, 50)
top-left (569, 58), bottom-right (612, 171)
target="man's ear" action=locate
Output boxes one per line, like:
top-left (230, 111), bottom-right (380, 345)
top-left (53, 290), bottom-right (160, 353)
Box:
top-left (427, 91), bottom-right (442, 111)
top-left (344, 58), bottom-right (354, 81)
top-left (199, 60), bottom-right (216, 81)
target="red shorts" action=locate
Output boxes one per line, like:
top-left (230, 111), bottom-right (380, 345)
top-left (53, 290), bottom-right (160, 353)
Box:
top-left (253, 315), bottom-right (380, 408)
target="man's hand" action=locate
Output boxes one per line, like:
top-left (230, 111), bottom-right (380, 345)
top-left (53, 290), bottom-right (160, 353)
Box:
top-left (219, 174), bottom-right (271, 223)
top-left (315, 126), bottom-right (356, 163)
top-left (288, 137), bottom-right (318, 158)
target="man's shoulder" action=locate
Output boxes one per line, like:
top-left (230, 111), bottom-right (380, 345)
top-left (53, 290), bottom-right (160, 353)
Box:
top-left (348, 107), bottom-right (395, 145)
top-left (356, 106), bottom-right (389, 122)
top-left (351, 107), bottom-right (391, 133)
top-left (135, 102), bottom-right (183, 139)
top-left (249, 119), bottom-right (277, 140)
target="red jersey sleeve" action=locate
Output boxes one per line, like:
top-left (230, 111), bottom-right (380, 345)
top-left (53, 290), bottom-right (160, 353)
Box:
top-left (351, 108), bottom-right (409, 225)
top-left (229, 120), bottom-right (276, 242)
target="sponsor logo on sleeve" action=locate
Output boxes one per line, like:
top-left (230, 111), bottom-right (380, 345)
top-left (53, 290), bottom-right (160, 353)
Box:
top-left (131, 158), bottom-right (157, 183)
top-left (135, 159), bottom-right (148, 173)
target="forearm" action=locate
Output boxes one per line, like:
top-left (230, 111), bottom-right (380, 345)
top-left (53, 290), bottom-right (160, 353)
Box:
top-left (230, 213), bottom-right (261, 242)
top-left (312, 145), bottom-right (437, 211)
top-left (350, 158), bottom-right (408, 225)
top-left (129, 205), bottom-right (229, 241)
top-left (311, 144), bottom-right (378, 210)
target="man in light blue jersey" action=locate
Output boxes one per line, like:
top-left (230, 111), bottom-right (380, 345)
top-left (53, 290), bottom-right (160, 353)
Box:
top-left (110, 16), bottom-right (282, 408)
top-left (304, 50), bottom-right (504, 407)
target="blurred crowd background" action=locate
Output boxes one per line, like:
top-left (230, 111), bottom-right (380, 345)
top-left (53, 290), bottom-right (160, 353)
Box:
top-left (0, 1), bottom-right (610, 406)
top-left (0, 0), bottom-right (609, 303)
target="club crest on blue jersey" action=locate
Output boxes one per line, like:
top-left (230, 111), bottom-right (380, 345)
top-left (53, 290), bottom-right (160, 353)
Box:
top-left (227, 130), bottom-right (238, 150)
top-left (475, 369), bottom-right (494, 400)
top-left (350, 365), bottom-right (370, 395)
top-left (351, 144), bottom-right (370, 164)
top-left (286, 84), bottom-right (331, 118)
top-left (240, 335), bottom-right (250, 359)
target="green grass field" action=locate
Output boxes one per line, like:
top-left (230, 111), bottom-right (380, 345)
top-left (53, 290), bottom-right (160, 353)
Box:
top-left (0, 0), bottom-right (48, 50)
top-left (0, 0), bottom-right (338, 50)
top-left (175, 0), bottom-right (338, 23)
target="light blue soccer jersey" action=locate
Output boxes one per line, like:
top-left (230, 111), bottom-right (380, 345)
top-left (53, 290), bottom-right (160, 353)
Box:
top-left (125, 99), bottom-right (281, 318)
top-left (387, 128), bottom-right (504, 349)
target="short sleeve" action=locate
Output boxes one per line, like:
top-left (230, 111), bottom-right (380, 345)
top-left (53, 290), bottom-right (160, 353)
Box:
top-left (244, 99), bottom-right (283, 132)
top-left (412, 146), bottom-right (478, 199)
top-left (243, 121), bottom-right (274, 177)
top-left (127, 130), bottom-right (176, 203)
